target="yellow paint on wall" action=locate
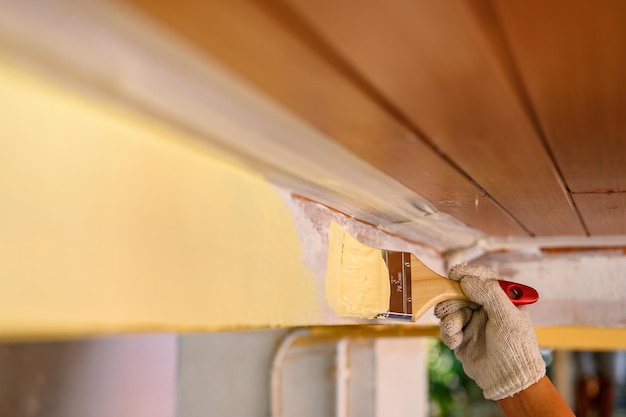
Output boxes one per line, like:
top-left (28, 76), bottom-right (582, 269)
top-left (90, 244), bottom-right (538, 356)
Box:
top-left (325, 222), bottom-right (390, 318)
top-left (536, 326), bottom-right (626, 351)
top-left (0, 57), bottom-right (317, 338)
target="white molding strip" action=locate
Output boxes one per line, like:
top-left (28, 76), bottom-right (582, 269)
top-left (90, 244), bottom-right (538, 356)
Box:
top-left (480, 235), bottom-right (626, 251)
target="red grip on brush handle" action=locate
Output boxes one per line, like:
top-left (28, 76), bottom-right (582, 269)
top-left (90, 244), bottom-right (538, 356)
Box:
top-left (499, 280), bottom-right (539, 305)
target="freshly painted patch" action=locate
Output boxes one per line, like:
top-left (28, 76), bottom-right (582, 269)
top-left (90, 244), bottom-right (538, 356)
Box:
top-left (325, 222), bottom-right (390, 318)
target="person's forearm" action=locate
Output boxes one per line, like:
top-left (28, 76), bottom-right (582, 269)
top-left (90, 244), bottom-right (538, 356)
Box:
top-left (498, 376), bottom-right (575, 417)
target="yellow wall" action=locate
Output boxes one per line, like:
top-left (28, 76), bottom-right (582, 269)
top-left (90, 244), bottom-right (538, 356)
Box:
top-left (0, 57), bottom-right (318, 338)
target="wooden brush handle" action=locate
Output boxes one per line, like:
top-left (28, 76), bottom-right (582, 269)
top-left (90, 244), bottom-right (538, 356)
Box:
top-left (409, 255), bottom-right (538, 321)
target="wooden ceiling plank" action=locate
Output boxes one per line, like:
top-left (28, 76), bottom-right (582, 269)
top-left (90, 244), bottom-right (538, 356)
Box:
top-left (490, 0), bottom-right (626, 193)
top-left (573, 193), bottom-right (626, 235)
top-left (282, 0), bottom-right (585, 236)
top-left (121, 0), bottom-right (527, 237)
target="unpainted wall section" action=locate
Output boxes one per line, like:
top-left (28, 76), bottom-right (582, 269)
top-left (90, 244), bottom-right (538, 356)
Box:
top-left (473, 250), bottom-right (626, 326)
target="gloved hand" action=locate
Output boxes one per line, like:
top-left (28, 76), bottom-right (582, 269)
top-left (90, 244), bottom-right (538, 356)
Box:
top-left (434, 264), bottom-right (546, 401)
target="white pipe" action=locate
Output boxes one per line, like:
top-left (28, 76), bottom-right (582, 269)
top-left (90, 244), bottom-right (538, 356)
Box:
top-left (335, 339), bottom-right (350, 417)
top-left (270, 328), bottom-right (310, 417)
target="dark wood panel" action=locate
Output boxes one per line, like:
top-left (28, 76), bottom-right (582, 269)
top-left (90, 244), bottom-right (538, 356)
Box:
top-left (573, 193), bottom-right (626, 235)
top-left (491, 0), bottom-right (626, 193)
top-left (122, 0), bottom-right (528, 236)
top-left (283, 0), bottom-right (585, 236)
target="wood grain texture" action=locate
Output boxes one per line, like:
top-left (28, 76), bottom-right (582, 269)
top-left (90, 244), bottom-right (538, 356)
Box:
top-left (122, 0), bottom-right (527, 236)
top-left (491, 0), bottom-right (626, 193)
top-left (410, 254), bottom-right (467, 321)
top-left (573, 193), bottom-right (626, 235)
top-left (283, 0), bottom-right (585, 236)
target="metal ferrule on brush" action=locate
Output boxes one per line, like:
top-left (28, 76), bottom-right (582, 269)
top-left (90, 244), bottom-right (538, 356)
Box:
top-left (377, 250), bottom-right (413, 321)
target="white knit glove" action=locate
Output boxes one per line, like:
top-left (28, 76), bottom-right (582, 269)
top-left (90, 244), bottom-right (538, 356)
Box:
top-left (434, 264), bottom-right (546, 401)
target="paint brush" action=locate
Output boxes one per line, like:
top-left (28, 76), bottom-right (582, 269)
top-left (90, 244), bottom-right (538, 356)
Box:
top-left (325, 222), bottom-right (538, 321)
top-left (380, 250), bottom-right (538, 321)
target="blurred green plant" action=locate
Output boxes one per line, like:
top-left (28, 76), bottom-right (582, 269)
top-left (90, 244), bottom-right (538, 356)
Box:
top-left (427, 338), bottom-right (503, 417)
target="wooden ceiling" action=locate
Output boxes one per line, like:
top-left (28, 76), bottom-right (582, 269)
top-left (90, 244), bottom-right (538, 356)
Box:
top-left (124, 0), bottom-right (626, 238)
